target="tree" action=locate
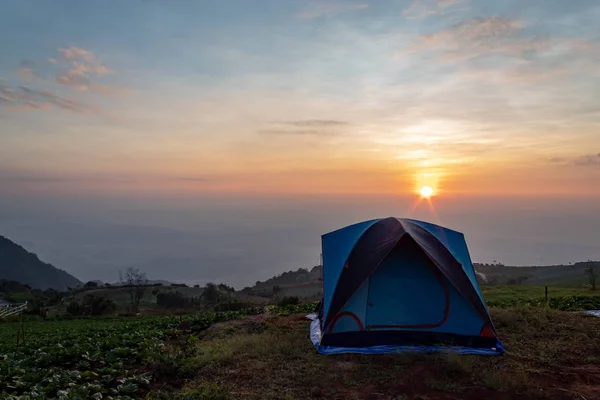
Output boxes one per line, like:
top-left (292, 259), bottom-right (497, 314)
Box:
top-left (201, 282), bottom-right (221, 306)
top-left (585, 265), bottom-right (597, 291)
top-left (272, 285), bottom-right (281, 296)
top-left (118, 267), bottom-right (148, 312)
top-left (218, 283), bottom-right (235, 293)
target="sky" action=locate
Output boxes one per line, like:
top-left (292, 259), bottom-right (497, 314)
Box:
top-left (0, 0), bottom-right (599, 287)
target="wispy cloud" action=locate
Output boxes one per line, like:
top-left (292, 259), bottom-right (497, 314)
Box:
top-left (167, 176), bottom-right (215, 182)
top-left (58, 46), bottom-right (110, 75)
top-left (403, 14), bottom-right (592, 72)
top-left (0, 84), bottom-right (95, 114)
top-left (403, 0), bottom-right (467, 20)
top-left (279, 119), bottom-right (349, 127)
top-left (574, 153), bottom-right (600, 166)
top-left (297, 1), bottom-right (368, 19)
top-left (409, 16), bottom-right (529, 60)
top-left (0, 175), bottom-right (70, 183)
top-left (2, 45), bottom-right (127, 115)
top-left (259, 119), bottom-right (350, 136)
top-left (0, 171), bottom-right (140, 184)
top-left (53, 46), bottom-right (127, 95)
top-left (549, 153), bottom-right (600, 167)
top-left (15, 59), bottom-right (38, 79)
top-left (258, 129), bottom-right (339, 137)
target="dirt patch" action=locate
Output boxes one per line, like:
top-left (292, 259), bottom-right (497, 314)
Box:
top-left (196, 314), bottom-right (268, 340)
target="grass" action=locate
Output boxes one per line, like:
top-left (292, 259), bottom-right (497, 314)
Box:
top-left (152, 309), bottom-right (600, 400)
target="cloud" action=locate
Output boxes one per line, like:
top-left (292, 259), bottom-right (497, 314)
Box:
top-left (403, 0), bottom-right (466, 20)
top-left (464, 63), bottom-right (568, 84)
top-left (574, 153), bottom-right (600, 166)
top-left (549, 154), bottom-right (600, 167)
top-left (17, 68), bottom-right (35, 79)
top-left (297, 2), bottom-right (368, 19)
top-left (167, 176), bottom-right (216, 182)
top-left (410, 16), bottom-right (529, 60)
top-left (403, 14), bottom-right (593, 70)
top-left (258, 129), bottom-right (339, 137)
top-left (55, 69), bottom-right (91, 90)
top-left (548, 157), bottom-right (566, 164)
top-left (259, 119), bottom-right (350, 136)
top-left (15, 60), bottom-right (41, 80)
top-left (58, 46), bottom-right (110, 75)
top-left (0, 172), bottom-right (139, 184)
top-left (279, 119), bottom-right (349, 127)
top-left (6, 46), bottom-right (127, 110)
top-left (52, 46), bottom-right (126, 95)
top-left (0, 84), bottom-right (95, 114)
top-left (0, 175), bottom-right (70, 183)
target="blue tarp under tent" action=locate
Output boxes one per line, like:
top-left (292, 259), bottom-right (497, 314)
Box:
top-left (310, 217), bottom-right (504, 356)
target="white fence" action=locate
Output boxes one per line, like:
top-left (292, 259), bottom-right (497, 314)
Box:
top-left (0, 302), bottom-right (27, 319)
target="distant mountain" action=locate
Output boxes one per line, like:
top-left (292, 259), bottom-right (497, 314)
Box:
top-left (250, 265), bottom-right (322, 291)
top-left (0, 236), bottom-right (81, 291)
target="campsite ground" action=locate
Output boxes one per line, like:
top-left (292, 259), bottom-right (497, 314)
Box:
top-left (147, 308), bottom-right (600, 400)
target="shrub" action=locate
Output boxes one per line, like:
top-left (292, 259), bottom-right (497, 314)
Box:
top-left (156, 291), bottom-right (194, 309)
top-left (66, 295), bottom-right (116, 316)
top-left (277, 296), bottom-right (299, 307)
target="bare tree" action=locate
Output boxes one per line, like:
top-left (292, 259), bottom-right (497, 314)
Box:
top-left (585, 265), bottom-right (597, 291)
top-left (118, 267), bottom-right (148, 312)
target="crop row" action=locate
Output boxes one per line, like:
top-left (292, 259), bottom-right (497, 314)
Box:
top-left (0, 304), bottom-right (317, 399)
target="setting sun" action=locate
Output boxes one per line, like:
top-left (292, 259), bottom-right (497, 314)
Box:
top-left (419, 185), bottom-right (434, 198)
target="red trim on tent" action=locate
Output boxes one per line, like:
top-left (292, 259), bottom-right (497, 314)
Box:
top-left (328, 311), bottom-right (365, 334)
top-left (479, 323), bottom-right (496, 338)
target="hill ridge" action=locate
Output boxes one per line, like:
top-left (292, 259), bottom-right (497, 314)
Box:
top-left (0, 235), bottom-right (81, 291)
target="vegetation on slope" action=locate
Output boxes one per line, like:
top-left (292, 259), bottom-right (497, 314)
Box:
top-left (475, 261), bottom-right (600, 286)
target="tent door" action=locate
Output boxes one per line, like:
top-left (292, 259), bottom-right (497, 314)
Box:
top-left (365, 243), bottom-right (449, 330)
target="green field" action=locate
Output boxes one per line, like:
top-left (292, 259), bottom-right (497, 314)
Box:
top-left (0, 305), bottom-right (314, 399)
top-left (1, 304), bottom-right (600, 399)
top-left (481, 285), bottom-right (596, 302)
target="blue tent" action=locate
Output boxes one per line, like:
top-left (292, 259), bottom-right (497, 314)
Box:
top-left (310, 217), bottom-right (504, 355)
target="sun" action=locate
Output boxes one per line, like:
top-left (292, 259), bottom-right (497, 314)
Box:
top-left (419, 185), bottom-right (434, 198)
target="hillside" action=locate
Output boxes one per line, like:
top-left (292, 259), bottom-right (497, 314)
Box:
top-left (474, 261), bottom-right (600, 286)
top-left (0, 236), bottom-right (81, 291)
top-left (241, 265), bottom-right (322, 300)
